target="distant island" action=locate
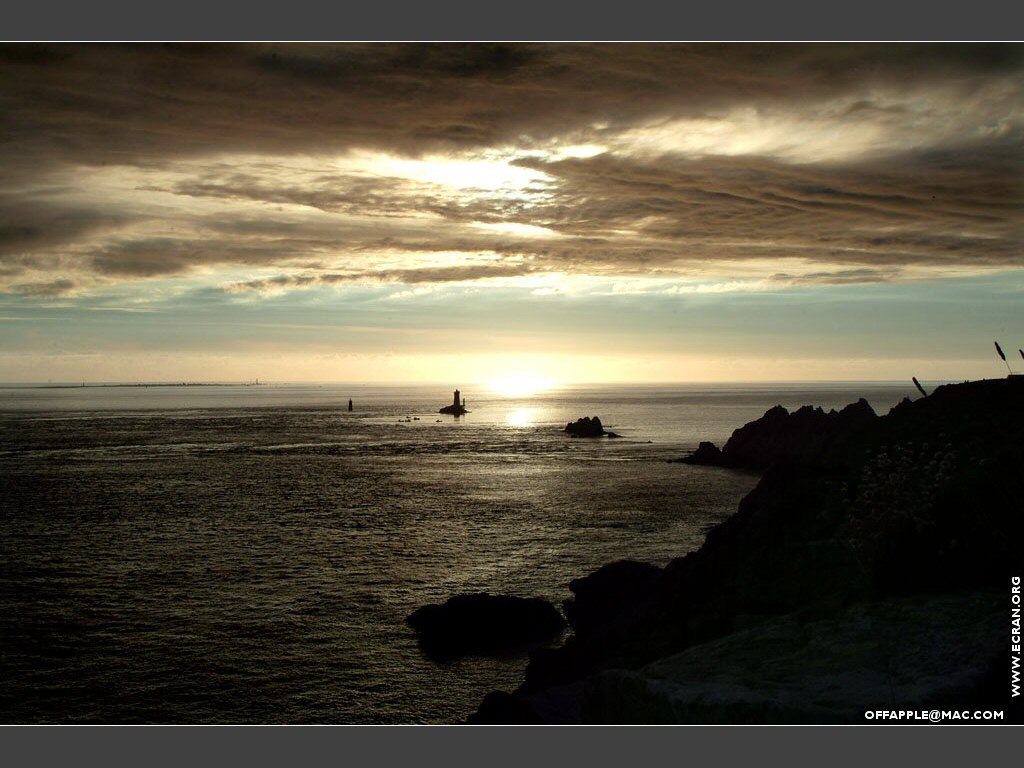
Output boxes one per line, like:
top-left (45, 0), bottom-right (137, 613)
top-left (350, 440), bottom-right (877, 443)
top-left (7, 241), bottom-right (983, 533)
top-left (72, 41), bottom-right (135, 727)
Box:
top-left (26, 381), bottom-right (264, 389)
top-left (439, 389), bottom-right (469, 415)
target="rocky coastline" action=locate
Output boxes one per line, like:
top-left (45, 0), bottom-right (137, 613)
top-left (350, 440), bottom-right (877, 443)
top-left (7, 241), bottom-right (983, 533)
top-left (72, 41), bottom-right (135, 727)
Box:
top-left (467, 377), bottom-right (1023, 723)
top-left (673, 398), bottom-right (878, 469)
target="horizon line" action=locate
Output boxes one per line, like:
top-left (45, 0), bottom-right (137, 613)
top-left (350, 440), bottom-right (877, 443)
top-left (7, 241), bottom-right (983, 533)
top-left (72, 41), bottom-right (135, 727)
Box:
top-left (0, 378), bottom-right (972, 388)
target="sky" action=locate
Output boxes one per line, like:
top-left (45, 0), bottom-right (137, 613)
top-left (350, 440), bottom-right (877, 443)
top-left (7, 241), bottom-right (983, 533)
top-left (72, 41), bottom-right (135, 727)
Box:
top-left (1, 43), bottom-right (1022, 385)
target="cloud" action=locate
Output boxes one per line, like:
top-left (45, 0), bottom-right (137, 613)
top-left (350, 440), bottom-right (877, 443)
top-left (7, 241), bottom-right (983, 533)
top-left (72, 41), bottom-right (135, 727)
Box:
top-left (508, 144), bottom-right (1023, 272)
top-left (3, 43), bottom-right (1021, 166)
top-left (225, 263), bottom-right (539, 295)
top-left (9, 278), bottom-right (77, 296)
top-left (775, 268), bottom-right (902, 285)
top-left (0, 43), bottom-right (1021, 297)
top-left (0, 199), bottom-right (135, 258)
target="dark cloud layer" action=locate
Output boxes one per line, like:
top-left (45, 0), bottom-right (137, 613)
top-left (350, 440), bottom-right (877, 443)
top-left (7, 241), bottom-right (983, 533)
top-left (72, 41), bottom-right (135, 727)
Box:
top-left (2, 43), bottom-right (1020, 165)
top-left (0, 43), bottom-right (1022, 295)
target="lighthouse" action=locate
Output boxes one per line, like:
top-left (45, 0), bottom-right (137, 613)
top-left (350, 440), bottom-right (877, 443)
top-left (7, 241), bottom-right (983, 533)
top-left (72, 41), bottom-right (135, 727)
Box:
top-left (439, 388), bottom-right (469, 415)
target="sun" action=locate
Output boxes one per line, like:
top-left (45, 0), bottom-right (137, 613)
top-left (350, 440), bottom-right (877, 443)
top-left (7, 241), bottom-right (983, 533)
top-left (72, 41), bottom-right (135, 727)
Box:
top-left (486, 373), bottom-right (557, 398)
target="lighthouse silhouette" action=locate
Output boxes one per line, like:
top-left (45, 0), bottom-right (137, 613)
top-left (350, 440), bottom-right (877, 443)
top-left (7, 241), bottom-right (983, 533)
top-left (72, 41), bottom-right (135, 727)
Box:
top-left (439, 388), bottom-right (468, 415)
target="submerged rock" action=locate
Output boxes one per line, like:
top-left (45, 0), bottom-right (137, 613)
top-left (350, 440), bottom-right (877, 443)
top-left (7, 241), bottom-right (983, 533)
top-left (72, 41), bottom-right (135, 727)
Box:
top-left (408, 593), bottom-right (566, 658)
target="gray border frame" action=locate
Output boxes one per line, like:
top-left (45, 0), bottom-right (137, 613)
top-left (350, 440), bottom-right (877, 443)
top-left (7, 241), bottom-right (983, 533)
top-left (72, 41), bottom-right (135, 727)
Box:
top-left (2, 0), bottom-right (1021, 41)
top-left (1, 4), bottom-right (1021, 764)
top-left (2, 723), bottom-right (1019, 766)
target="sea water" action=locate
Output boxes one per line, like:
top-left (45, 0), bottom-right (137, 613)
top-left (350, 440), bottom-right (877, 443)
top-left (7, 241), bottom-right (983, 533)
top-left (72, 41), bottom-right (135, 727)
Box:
top-left (0, 382), bottom-right (916, 722)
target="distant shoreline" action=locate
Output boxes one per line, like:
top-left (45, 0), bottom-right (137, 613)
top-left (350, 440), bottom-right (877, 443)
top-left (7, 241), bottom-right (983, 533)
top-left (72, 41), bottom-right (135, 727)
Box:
top-left (12, 382), bottom-right (264, 390)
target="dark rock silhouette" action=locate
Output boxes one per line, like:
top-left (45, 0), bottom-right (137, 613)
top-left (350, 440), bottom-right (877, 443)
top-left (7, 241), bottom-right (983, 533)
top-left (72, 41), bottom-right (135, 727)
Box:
top-left (408, 593), bottom-right (566, 658)
top-left (564, 416), bottom-right (610, 437)
top-left (677, 398), bottom-right (877, 469)
top-left (563, 561), bottom-right (662, 635)
top-left (578, 592), bottom-right (1004, 724)
top-left (472, 377), bottom-right (1024, 723)
top-left (676, 441), bottom-right (722, 465)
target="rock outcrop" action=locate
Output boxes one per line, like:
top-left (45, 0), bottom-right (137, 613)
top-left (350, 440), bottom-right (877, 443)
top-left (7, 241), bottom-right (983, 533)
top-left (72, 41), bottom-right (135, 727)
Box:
top-left (562, 561), bottom-right (662, 635)
top-left (408, 593), bottom-right (566, 658)
top-left (676, 441), bottom-right (722, 465)
top-left (678, 398), bottom-right (877, 469)
top-left (472, 377), bottom-right (1024, 723)
top-left (565, 416), bottom-right (609, 437)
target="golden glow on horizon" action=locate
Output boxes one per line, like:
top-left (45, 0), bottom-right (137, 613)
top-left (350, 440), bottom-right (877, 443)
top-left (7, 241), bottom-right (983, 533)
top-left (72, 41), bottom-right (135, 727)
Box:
top-left (486, 373), bottom-right (558, 398)
top-left (0, 347), bottom-right (1008, 385)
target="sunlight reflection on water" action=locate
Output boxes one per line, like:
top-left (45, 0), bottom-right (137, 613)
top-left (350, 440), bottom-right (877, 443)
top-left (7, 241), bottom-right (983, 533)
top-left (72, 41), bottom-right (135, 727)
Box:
top-left (0, 382), bottom-right (917, 723)
top-left (505, 407), bottom-right (538, 427)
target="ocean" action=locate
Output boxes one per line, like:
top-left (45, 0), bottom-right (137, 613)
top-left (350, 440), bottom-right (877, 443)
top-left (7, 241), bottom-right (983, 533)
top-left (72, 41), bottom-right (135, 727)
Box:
top-left (0, 382), bottom-right (918, 723)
